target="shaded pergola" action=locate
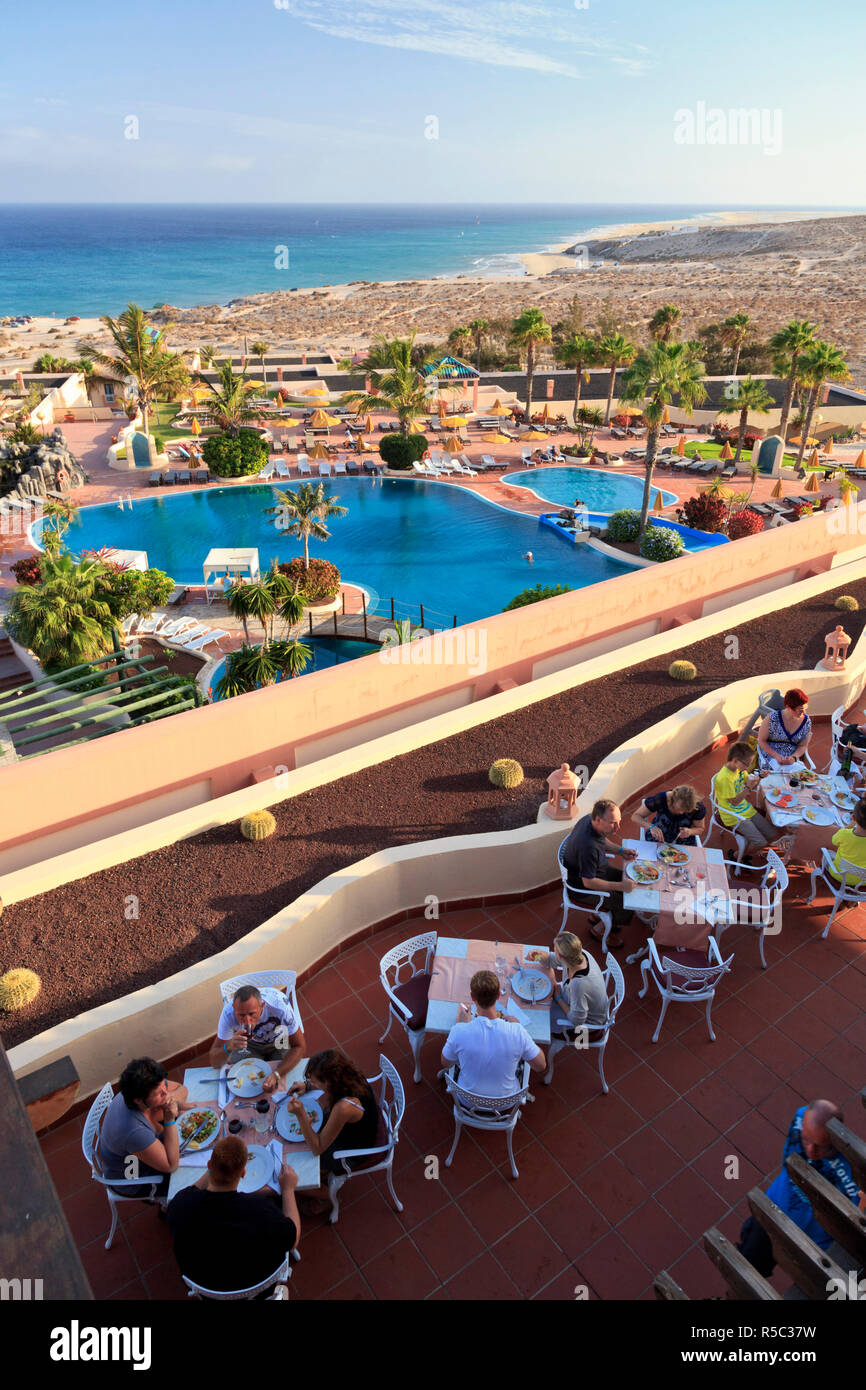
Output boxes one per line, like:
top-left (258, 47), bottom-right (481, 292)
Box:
top-left (202, 548), bottom-right (260, 605)
top-left (420, 356), bottom-right (481, 414)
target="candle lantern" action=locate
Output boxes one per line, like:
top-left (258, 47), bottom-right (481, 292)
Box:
top-left (545, 763), bottom-right (581, 820)
top-left (820, 625), bottom-right (851, 671)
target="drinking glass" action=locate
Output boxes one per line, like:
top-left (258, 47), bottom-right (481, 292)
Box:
top-left (228, 1117), bottom-right (243, 1135)
top-left (254, 1100), bottom-right (270, 1135)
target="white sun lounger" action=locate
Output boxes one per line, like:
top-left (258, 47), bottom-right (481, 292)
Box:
top-left (180, 628), bottom-right (229, 653)
top-left (275, 459), bottom-right (291, 478)
top-left (453, 456), bottom-right (478, 476)
top-left (296, 455), bottom-right (311, 476)
top-left (258, 462), bottom-right (276, 481)
top-left (318, 460), bottom-right (332, 477)
top-left (333, 457), bottom-right (347, 474)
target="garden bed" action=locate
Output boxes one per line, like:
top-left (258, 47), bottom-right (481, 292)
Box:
top-left (2, 579), bottom-right (865, 1048)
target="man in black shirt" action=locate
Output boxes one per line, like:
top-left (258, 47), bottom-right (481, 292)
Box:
top-left (167, 1135), bottom-right (300, 1297)
top-left (560, 798), bottom-right (637, 950)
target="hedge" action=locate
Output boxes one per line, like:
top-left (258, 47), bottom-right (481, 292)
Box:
top-left (202, 428), bottom-right (269, 478)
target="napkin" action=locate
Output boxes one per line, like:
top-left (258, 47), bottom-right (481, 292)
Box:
top-left (504, 996), bottom-right (531, 1025)
top-left (184, 1067), bottom-right (220, 1103)
top-left (178, 1153), bottom-right (209, 1169)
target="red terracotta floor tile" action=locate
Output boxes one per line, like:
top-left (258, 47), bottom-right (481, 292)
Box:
top-left (577, 1229), bottom-right (653, 1301)
top-left (689, 1137), bottom-right (763, 1205)
top-left (683, 1074), bottom-right (750, 1133)
top-left (789, 941), bottom-right (849, 984)
top-left (460, 1170), bottom-right (528, 1246)
top-left (616, 1198), bottom-right (691, 1273)
top-left (361, 1237), bottom-right (438, 1300)
top-left (745, 1026), bottom-right (811, 1083)
top-left (768, 957), bottom-right (820, 1004)
top-left (63, 1184), bottom-right (111, 1246)
top-left (428, 1135), bottom-right (497, 1200)
top-left (715, 1049), bottom-right (779, 1107)
top-left (665, 1241), bottom-right (729, 1300)
top-left (106, 1278), bottom-right (149, 1300)
top-left (615, 1127), bottom-right (686, 1191)
top-left (141, 1256), bottom-right (187, 1301)
top-left (536, 1186), bottom-right (611, 1263)
top-left (734, 974), bottom-right (797, 1025)
top-left (577, 1092), bottom-right (643, 1149)
top-left (536, 1112), bottom-right (609, 1174)
top-left (444, 1252), bottom-right (522, 1301)
top-left (288, 1224), bottom-right (357, 1299)
top-left (492, 1216), bottom-right (569, 1298)
top-left (694, 995), bottom-right (765, 1046)
top-left (299, 964), bottom-right (346, 1014)
top-left (316, 993), bottom-right (378, 1042)
top-left (789, 1058), bottom-right (855, 1104)
top-left (614, 1063), bottom-right (680, 1121)
top-left (320, 1270), bottom-right (375, 1300)
top-left (775, 1002), bottom-right (836, 1052)
top-left (411, 1204), bottom-right (485, 1282)
top-left (43, 1145), bottom-right (93, 1201)
top-left (121, 1206), bottom-right (176, 1275)
top-left (579, 1155), bottom-right (649, 1226)
top-left (757, 1082), bottom-right (810, 1134)
top-left (816, 1037), bottom-right (866, 1089)
top-left (656, 1165), bottom-right (729, 1239)
top-left (809, 984), bottom-right (862, 1032)
top-left (79, 1233), bottom-right (139, 1300)
top-left (506, 1139), bottom-right (571, 1207)
top-left (333, 943), bottom-right (381, 991)
top-left (726, 1111), bottom-right (785, 1174)
top-left (646, 1037), bottom-right (712, 1091)
top-left (656, 1099), bottom-right (717, 1162)
top-left (532, 1265), bottom-right (599, 1300)
top-left (328, 1188), bottom-right (405, 1268)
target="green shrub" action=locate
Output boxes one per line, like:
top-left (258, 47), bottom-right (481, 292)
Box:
top-left (240, 810), bottom-right (277, 841)
top-left (278, 556), bottom-right (341, 602)
top-left (153, 434), bottom-right (166, 455)
top-left (379, 432), bottom-right (428, 470)
top-left (835, 594), bottom-right (859, 611)
top-left (607, 509), bottom-right (641, 543)
top-left (640, 525), bottom-right (685, 562)
top-left (503, 583), bottom-right (572, 611)
top-left (0, 968), bottom-right (41, 1012)
top-left (669, 659), bottom-right (697, 681)
top-left (489, 759), bottom-right (524, 789)
top-left (202, 428), bottom-right (269, 478)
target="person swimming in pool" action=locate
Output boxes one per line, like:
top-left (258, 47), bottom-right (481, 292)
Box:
top-left (523, 551), bottom-right (534, 563)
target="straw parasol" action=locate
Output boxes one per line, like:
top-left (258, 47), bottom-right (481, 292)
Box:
top-left (825, 436), bottom-right (834, 455)
top-left (523, 430), bottom-right (548, 441)
top-left (190, 417), bottom-right (201, 436)
top-left (309, 440), bottom-right (330, 460)
top-left (443, 435), bottom-right (464, 453)
top-left (652, 491), bottom-right (665, 512)
top-left (771, 477), bottom-right (783, 499)
top-left (483, 432), bottom-right (511, 444)
top-left (309, 408), bottom-right (340, 428)
top-left (805, 470), bottom-right (820, 493)
top-left (720, 441), bottom-right (733, 460)
top-left (443, 415), bottom-right (467, 428)
top-left (855, 450), bottom-right (866, 468)
top-left (487, 399), bottom-right (511, 418)
top-left (808, 448), bottom-right (821, 468)
top-left (540, 403), bottom-right (551, 423)
top-left (675, 436), bottom-right (686, 457)
top-left (662, 406), bottom-right (670, 425)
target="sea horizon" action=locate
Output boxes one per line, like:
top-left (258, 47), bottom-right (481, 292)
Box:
top-left (2, 202), bottom-right (862, 320)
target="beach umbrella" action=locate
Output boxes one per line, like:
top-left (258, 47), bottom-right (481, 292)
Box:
top-left (483, 432), bottom-right (511, 444)
top-left (855, 450), bottom-right (866, 468)
top-left (720, 441), bottom-right (733, 460)
top-left (540, 403), bottom-right (551, 423)
top-left (190, 417), bottom-right (201, 436)
top-left (523, 430), bottom-right (549, 441)
top-left (662, 406), bottom-right (670, 425)
top-left (443, 434), bottom-right (464, 453)
top-left (808, 448), bottom-right (821, 468)
top-left (805, 470), bottom-right (820, 493)
top-left (309, 441), bottom-right (330, 459)
top-left (309, 408), bottom-right (336, 428)
top-left (652, 491), bottom-right (665, 512)
top-left (676, 436), bottom-right (686, 457)
top-left (487, 400), bottom-right (511, 418)
top-left (771, 478), bottom-right (783, 499)
top-left (443, 415), bottom-right (467, 428)
top-left (825, 436), bottom-right (834, 455)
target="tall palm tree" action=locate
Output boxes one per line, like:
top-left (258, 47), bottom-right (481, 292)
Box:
top-left (250, 340), bottom-right (270, 390)
top-left (96, 303), bottom-right (189, 437)
top-left (794, 341), bottom-right (850, 469)
top-left (620, 340), bottom-right (707, 537)
top-left (41, 498), bottom-right (79, 555)
top-left (716, 376), bottom-right (774, 462)
top-left (720, 313), bottom-right (751, 378)
top-left (769, 320), bottom-right (817, 443)
top-left (6, 552), bottom-right (115, 670)
top-left (265, 482), bottom-right (348, 569)
top-left (598, 332), bottom-right (638, 425)
top-left (468, 318), bottom-right (489, 371)
top-left (555, 332), bottom-right (599, 425)
top-left (199, 344), bottom-right (218, 368)
top-left (225, 579), bottom-right (256, 643)
top-left (648, 305), bottom-right (682, 343)
top-left (200, 362), bottom-right (259, 437)
top-left (345, 334), bottom-right (431, 437)
top-left (447, 326), bottom-right (472, 360)
top-left (511, 308), bottom-right (552, 425)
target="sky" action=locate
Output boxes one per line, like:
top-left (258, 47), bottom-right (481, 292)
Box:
top-left (2, 0), bottom-right (864, 204)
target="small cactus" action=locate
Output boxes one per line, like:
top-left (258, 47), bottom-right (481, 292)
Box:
top-left (240, 810), bottom-right (277, 841)
top-left (835, 595), bottom-right (859, 611)
top-left (0, 968), bottom-right (42, 1013)
top-left (669, 659), bottom-right (697, 682)
top-left (489, 758), bottom-right (524, 789)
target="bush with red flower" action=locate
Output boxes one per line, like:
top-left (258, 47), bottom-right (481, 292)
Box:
top-left (676, 492), bottom-right (728, 533)
top-left (10, 556), bottom-right (42, 585)
top-left (727, 508), bottom-right (765, 540)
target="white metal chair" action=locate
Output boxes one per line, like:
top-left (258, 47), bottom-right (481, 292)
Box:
top-left (219, 970), bottom-right (303, 1032)
top-left (378, 931), bottom-right (435, 1082)
top-left (557, 836), bottom-right (614, 953)
top-left (81, 1082), bottom-right (166, 1250)
top-left (444, 1062), bottom-right (531, 1180)
top-left (638, 937), bottom-right (734, 1043)
top-left (713, 849), bottom-right (787, 969)
top-left (543, 953), bottom-right (625, 1093)
top-left (183, 1253), bottom-right (291, 1300)
top-left (709, 775), bottom-right (757, 873)
top-left (807, 849), bottom-right (866, 937)
top-left (826, 704), bottom-right (847, 773)
top-left (326, 1055), bottom-right (405, 1223)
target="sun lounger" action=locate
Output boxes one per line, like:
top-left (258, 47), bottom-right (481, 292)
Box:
top-left (721, 462), bottom-right (737, 477)
top-left (270, 438), bottom-right (284, 454)
top-left (192, 468), bottom-right (210, 484)
top-left (318, 461), bottom-right (332, 477)
top-left (750, 503), bottom-right (775, 518)
top-left (345, 459), bottom-right (360, 475)
top-left (180, 628), bottom-right (229, 653)
top-left (334, 457), bottom-right (347, 474)
top-left (363, 460), bottom-right (382, 475)
top-left (457, 454), bottom-right (479, 475)
top-left (627, 427), bottom-right (645, 438)
top-left (173, 469), bottom-right (191, 485)
top-left (276, 458), bottom-right (293, 478)
top-left (610, 429), bottom-right (627, 440)
top-left (258, 461), bottom-right (276, 481)
top-left (148, 471), bottom-right (162, 487)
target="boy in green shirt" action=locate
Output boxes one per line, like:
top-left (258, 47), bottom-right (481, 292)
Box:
top-left (712, 741), bottom-right (775, 858)
top-left (830, 799), bottom-right (866, 885)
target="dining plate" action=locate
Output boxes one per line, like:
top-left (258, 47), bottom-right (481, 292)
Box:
top-left (833, 789), bottom-right (858, 811)
top-left (658, 845), bottom-right (689, 865)
top-left (178, 1108), bottom-right (219, 1151)
top-left (510, 969), bottom-right (552, 1003)
top-left (275, 1096), bottom-right (324, 1143)
top-left (797, 769), bottom-right (818, 785)
top-left (626, 860), bottom-right (661, 884)
top-left (237, 1148), bottom-right (271, 1193)
top-left (765, 788), bottom-right (795, 806)
top-left (802, 806), bottom-right (836, 826)
top-left (227, 1060), bottom-right (269, 1098)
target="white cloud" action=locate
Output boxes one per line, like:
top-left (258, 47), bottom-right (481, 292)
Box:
top-left (275, 0), bottom-right (653, 79)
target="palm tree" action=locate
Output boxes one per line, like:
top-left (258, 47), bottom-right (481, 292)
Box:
top-left (5, 552), bottom-right (115, 670)
top-left (649, 305), bottom-right (682, 343)
top-left (345, 334), bottom-right (431, 437)
top-left (716, 375), bottom-right (774, 462)
top-left (200, 361), bottom-right (259, 437)
top-left (96, 303), bottom-right (189, 437)
top-left (598, 332), bottom-right (638, 425)
top-left (225, 579), bottom-right (257, 643)
top-left (511, 308), bottom-right (552, 425)
top-left (447, 326), bottom-right (472, 360)
top-left (555, 332), bottom-right (599, 425)
top-left (75, 359), bottom-right (98, 407)
top-left (769, 320), bottom-right (817, 443)
top-left (620, 340), bottom-right (708, 537)
top-left (251, 340), bottom-right (270, 391)
top-left (265, 482), bottom-right (348, 569)
top-left (41, 498), bottom-right (79, 555)
top-left (720, 313), bottom-right (751, 378)
top-left (199, 344), bottom-right (218, 368)
top-left (794, 341), bottom-right (850, 470)
top-left (270, 637), bottom-right (312, 679)
top-left (468, 318), bottom-right (489, 371)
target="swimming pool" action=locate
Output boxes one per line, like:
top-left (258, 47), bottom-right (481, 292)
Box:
top-left (506, 466), bottom-right (677, 512)
top-left (209, 635), bottom-right (381, 696)
top-left (53, 479), bottom-right (632, 624)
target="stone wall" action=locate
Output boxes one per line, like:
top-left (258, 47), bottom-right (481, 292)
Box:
top-left (0, 429), bottom-right (87, 502)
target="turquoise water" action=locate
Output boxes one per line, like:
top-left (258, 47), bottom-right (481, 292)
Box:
top-left (209, 635), bottom-right (380, 698)
top-left (55, 479), bottom-right (631, 624)
top-left (507, 466), bottom-right (677, 512)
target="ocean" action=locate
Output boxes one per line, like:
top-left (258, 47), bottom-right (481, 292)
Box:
top-left (0, 203), bottom-right (814, 319)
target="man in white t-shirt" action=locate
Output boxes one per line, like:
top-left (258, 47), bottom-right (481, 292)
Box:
top-left (440, 970), bottom-right (546, 1098)
top-left (209, 985), bottom-right (305, 1093)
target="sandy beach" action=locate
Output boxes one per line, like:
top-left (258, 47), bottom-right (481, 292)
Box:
top-left (3, 209), bottom-right (865, 382)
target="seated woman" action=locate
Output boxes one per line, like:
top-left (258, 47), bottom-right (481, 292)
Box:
top-left (544, 932), bottom-right (609, 1036)
top-left (287, 1049), bottom-right (380, 1212)
top-left (100, 1057), bottom-right (195, 1197)
top-left (757, 689), bottom-right (813, 771)
top-left (633, 784), bottom-right (707, 846)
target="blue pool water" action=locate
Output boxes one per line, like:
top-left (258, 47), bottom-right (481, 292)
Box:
top-left (55, 480), bottom-right (632, 624)
top-left (507, 467), bottom-right (677, 512)
top-left (209, 636), bottom-right (381, 696)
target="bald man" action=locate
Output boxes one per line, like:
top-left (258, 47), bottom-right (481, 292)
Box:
top-left (737, 1099), bottom-right (864, 1277)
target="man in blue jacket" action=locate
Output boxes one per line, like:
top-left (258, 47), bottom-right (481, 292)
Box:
top-left (737, 1099), bottom-right (863, 1276)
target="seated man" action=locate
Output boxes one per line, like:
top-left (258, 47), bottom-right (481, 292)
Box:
top-left (633, 783), bottom-right (707, 846)
top-left (560, 798), bottom-right (637, 951)
top-left (167, 1136), bottom-right (300, 1297)
top-left (838, 718), bottom-right (866, 775)
top-left (737, 1100), bottom-right (864, 1277)
top-left (100, 1056), bottom-right (195, 1196)
top-left (209, 984), bottom-right (305, 1093)
top-left (712, 741), bottom-right (775, 861)
top-left (440, 970), bottom-right (546, 1098)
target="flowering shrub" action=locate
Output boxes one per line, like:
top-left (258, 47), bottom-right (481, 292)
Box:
top-left (676, 493), bottom-right (727, 533)
top-left (607, 509), bottom-right (641, 543)
top-left (10, 556), bottom-right (41, 585)
top-left (639, 525), bottom-right (685, 562)
top-left (727, 508), bottom-right (765, 540)
top-left (277, 556), bottom-right (341, 602)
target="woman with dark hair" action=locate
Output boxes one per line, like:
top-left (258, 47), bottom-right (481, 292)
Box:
top-left (757, 689), bottom-right (813, 771)
top-left (287, 1049), bottom-right (381, 1211)
top-left (100, 1057), bottom-right (194, 1195)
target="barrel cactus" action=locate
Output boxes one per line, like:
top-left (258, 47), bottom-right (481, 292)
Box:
top-left (489, 758), bottom-right (524, 789)
top-left (669, 659), bottom-right (697, 682)
top-left (835, 595), bottom-right (859, 611)
top-left (0, 968), bottom-right (42, 1013)
top-left (240, 810), bottom-right (277, 841)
